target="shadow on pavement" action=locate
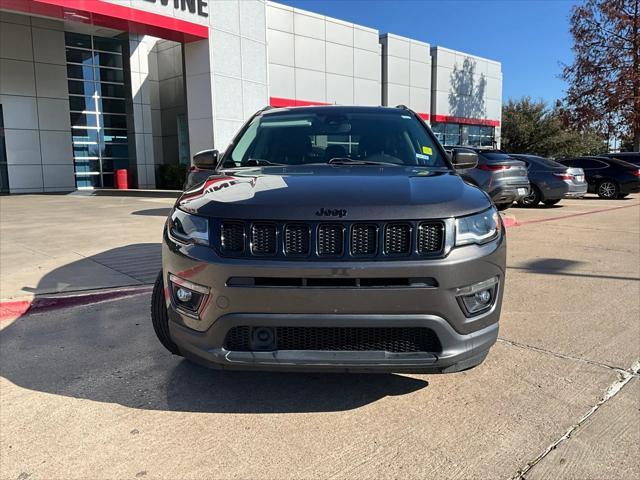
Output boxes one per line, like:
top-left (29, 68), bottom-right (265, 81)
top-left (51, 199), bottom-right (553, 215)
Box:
top-left (1, 245), bottom-right (428, 414)
top-left (20, 244), bottom-right (162, 295)
top-left (507, 258), bottom-right (640, 282)
top-left (131, 208), bottom-right (172, 217)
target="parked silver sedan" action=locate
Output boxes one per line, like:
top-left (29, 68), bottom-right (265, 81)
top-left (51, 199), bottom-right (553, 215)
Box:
top-left (509, 154), bottom-right (587, 207)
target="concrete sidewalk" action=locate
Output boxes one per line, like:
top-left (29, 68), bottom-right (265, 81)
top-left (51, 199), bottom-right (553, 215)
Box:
top-left (0, 193), bottom-right (174, 300)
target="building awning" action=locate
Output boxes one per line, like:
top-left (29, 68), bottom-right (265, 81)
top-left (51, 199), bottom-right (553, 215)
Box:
top-left (0, 0), bottom-right (208, 42)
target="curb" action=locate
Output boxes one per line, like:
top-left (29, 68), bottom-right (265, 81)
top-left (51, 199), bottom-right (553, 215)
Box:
top-left (0, 285), bottom-right (153, 323)
top-left (502, 215), bottom-right (519, 228)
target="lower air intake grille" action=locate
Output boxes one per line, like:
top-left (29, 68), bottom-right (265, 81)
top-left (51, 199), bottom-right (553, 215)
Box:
top-left (251, 223), bottom-right (277, 255)
top-left (385, 223), bottom-right (412, 255)
top-left (224, 326), bottom-right (441, 353)
top-left (417, 222), bottom-right (444, 254)
top-left (318, 224), bottom-right (343, 256)
top-left (284, 224), bottom-right (310, 255)
top-left (351, 224), bottom-right (377, 255)
top-left (220, 222), bottom-right (244, 254)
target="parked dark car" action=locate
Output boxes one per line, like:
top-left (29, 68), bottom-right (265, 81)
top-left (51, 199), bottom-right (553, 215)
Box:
top-left (447, 149), bottom-right (530, 211)
top-left (152, 105), bottom-right (506, 373)
top-left (556, 156), bottom-right (640, 199)
top-left (509, 154), bottom-right (587, 207)
top-left (600, 152), bottom-right (640, 167)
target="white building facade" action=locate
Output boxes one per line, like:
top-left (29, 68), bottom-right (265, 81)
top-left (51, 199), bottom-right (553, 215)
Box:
top-left (0, 0), bottom-right (502, 193)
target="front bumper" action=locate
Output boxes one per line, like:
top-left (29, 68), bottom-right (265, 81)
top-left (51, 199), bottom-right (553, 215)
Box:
top-left (162, 229), bottom-right (506, 372)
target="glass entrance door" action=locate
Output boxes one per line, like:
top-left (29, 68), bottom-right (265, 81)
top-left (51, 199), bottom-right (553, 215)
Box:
top-left (65, 32), bottom-right (129, 189)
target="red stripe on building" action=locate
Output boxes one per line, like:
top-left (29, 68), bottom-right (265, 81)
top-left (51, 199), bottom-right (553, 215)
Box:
top-left (269, 97), bottom-right (331, 108)
top-left (432, 115), bottom-right (500, 127)
top-left (269, 98), bottom-right (431, 121)
top-left (0, 0), bottom-right (209, 42)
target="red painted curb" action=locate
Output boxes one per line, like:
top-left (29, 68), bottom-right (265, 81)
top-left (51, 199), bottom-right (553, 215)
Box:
top-left (0, 286), bottom-right (153, 323)
top-left (513, 203), bottom-right (639, 227)
top-left (502, 216), bottom-right (519, 228)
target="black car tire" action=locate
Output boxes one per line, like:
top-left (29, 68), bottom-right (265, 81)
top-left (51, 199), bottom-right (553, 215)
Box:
top-left (151, 270), bottom-right (181, 356)
top-left (597, 180), bottom-right (619, 199)
top-left (496, 202), bottom-right (513, 211)
top-left (519, 185), bottom-right (541, 207)
top-left (543, 199), bottom-right (561, 206)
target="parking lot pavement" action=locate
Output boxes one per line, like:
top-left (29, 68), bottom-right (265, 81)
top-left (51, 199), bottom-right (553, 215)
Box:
top-left (0, 192), bottom-right (174, 299)
top-left (0, 193), bottom-right (639, 479)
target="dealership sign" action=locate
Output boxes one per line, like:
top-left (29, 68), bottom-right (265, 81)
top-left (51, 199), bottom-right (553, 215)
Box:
top-left (143, 0), bottom-right (208, 18)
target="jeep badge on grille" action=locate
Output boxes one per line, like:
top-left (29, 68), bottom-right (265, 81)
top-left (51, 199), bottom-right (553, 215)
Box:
top-left (315, 208), bottom-right (347, 218)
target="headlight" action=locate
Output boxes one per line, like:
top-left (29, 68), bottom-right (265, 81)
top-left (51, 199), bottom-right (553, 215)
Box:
top-left (168, 209), bottom-right (209, 245)
top-left (455, 207), bottom-right (501, 246)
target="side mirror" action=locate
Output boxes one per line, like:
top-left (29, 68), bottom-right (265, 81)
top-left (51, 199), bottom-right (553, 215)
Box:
top-left (192, 149), bottom-right (218, 169)
top-left (450, 148), bottom-right (478, 170)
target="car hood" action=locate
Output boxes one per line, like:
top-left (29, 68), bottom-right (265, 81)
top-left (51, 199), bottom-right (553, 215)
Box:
top-left (176, 165), bottom-right (491, 221)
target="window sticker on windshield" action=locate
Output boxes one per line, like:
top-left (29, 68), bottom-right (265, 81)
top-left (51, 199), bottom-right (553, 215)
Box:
top-left (401, 115), bottom-right (411, 119)
top-left (416, 153), bottom-right (430, 161)
top-left (422, 146), bottom-right (433, 155)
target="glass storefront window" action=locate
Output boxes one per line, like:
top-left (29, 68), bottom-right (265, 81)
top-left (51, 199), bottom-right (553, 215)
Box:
top-left (431, 122), bottom-right (494, 148)
top-left (65, 32), bottom-right (128, 189)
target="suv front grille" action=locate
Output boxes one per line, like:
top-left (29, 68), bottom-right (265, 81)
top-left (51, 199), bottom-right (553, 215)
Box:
top-left (417, 222), bottom-right (444, 254)
top-left (284, 224), bottom-right (310, 255)
top-left (351, 224), bottom-right (377, 256)
top-left (318, 224), bottom-right (343, 256)
top-left (220, 222), bottom-right (244, 254)
top-left (224, 326), bottom-right (441, 353)
top-left (251, 223), bottom-right (277, 255)
top-left (216, 220), bottom-right (446, 260)
top-left (384, 223), bottom-right (412, 255)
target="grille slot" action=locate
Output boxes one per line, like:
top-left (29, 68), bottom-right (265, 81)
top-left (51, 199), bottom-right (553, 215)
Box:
top-left (351, 224), bottom-right (377, 256)
top-left (224, 326), bottom-right (441, 353)
top-left (250, 223), bottom-right (277, 255)
top-left (384, 223), bottom-right (412, 255)
top-left (417, 222), bottom-right (444, 254)
top-left (220, 222), bottom-right (245, 254)
top-left (318, 224), bottom-right (344, 256)
top-left (284, 224), bottom-right (310, 255)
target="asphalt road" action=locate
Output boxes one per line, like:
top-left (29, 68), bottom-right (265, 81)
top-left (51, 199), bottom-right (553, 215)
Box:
top-left (1, 194), bottom-right (638, 479)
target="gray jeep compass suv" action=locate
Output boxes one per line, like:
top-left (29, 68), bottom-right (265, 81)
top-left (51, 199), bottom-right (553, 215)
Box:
top-left (151, 105), bottom-right (506, 373)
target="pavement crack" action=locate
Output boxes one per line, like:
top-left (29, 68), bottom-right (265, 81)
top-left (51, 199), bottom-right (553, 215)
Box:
top-left (497, 337), bottom-right (633, 374)
top-left (509, 360), bottom-right (639, 480)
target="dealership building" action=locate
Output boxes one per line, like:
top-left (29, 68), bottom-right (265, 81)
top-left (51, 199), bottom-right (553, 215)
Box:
top-left (0, 0), bottom-right (503, 193)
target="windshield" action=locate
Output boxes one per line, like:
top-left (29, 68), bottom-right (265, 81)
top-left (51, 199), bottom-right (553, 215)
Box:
top-left (223, 111), bottom-right (447, 168)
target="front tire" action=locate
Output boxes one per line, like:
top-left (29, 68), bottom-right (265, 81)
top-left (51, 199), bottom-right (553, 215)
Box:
top-left (151, 270), bottom-right (181, 355)
top-left (519, 185), bottom-right (541, 207)
top-left (597, 180), bottom-right (619, 199)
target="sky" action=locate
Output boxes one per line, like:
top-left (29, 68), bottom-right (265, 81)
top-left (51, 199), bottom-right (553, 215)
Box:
top-left (278, 0), bottom-right (576, 104)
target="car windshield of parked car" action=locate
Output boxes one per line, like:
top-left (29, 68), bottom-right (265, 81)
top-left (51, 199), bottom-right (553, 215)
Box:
top-left (225, 111), bottom-right (447, 168)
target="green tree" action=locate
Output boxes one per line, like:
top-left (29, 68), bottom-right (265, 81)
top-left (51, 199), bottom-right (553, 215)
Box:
top-left (501, 97), bottom-right (607, 157)
top-left (562, 0), bottom-right (639, 151)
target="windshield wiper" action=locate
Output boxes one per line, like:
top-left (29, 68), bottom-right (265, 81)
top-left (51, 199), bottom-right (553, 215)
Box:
top-left (326, 157), bottom-right (399, 166)
top-left (241, 159), bottom-right (286, 167)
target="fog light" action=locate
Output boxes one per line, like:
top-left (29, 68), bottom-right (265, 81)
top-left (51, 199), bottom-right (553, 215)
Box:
top-left (168, 274), bottom-right (210, 317)
top-left (176, 287), bottom-right (193, 303)
top-left (456, 277), bottom-right (499, 316)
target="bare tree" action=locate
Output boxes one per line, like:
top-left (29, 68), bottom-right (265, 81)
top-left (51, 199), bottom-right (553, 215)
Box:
top-left (562, 0), bottom-right (640, 151)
